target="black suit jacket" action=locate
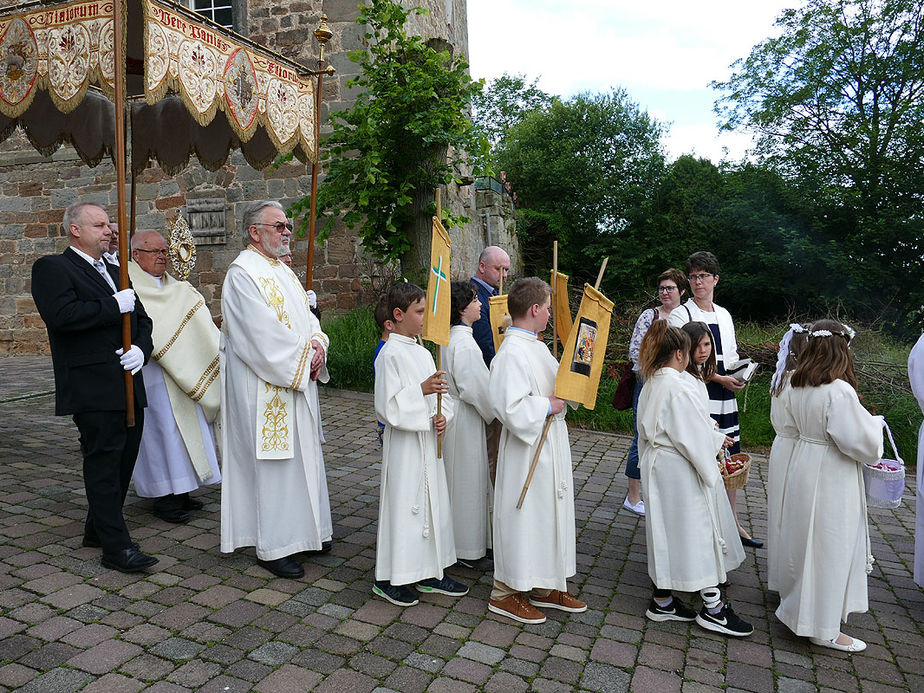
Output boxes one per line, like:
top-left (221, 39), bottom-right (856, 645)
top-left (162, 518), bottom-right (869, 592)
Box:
top-left (31, 247), bottom-right (153, 415)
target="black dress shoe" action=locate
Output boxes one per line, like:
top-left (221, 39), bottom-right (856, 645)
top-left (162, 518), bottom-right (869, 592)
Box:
top-left (741, 536), bottom-right (764, 549)
top-left (257, 555), bottom-right (305, 579)
top-left (101, 548), bottom-right (159, 573)
top-left (182, 495), bottom-right (204, 511)
top-left (82, 537), bottom-right (139, 551)
top-left (153, 507), bottom-right (190, 524)
top-left (306, 541), bottom-right (333, 556)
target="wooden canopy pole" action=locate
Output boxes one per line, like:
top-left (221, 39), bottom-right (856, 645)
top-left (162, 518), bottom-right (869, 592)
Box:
top-left (113, 0), bottom-right (134, 427)
top-left (305, 14), bottom-right (334, 291)
top-left (517, 255), bottom-right (609, 509)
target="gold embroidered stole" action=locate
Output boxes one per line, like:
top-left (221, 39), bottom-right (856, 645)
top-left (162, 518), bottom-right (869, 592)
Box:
top-left (233, 247), bottom-right (316, 460)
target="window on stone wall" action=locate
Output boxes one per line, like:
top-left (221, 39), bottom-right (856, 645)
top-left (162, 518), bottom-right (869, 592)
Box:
top-left (187, 0), bottom-right (234, 30)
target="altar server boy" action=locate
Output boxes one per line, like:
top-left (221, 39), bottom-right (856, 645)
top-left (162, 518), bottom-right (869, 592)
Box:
top-left (488, 277), bottom-right (587, 624)
top-left (372, 282), bottom-right (467, 606)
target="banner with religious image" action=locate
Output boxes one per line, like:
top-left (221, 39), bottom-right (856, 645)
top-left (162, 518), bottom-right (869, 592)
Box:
top-left (489, 294), bottom-right (510, 353)
top-left (551, 270), bottom-right (573, 346)
top-left (555, 284), bottom-right (614, 409)
top-left (0, 0), bottom-right (114, 117)
top-left (422, 216), bottom-right (451, 346)
top-left (144, 0), bottom-right (316, 159)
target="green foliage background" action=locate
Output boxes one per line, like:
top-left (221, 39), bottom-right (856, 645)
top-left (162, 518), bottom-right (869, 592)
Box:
top-left (322, 307), bottom-right (922, 463)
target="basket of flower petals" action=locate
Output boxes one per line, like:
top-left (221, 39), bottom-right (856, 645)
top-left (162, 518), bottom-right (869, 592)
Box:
top-left (719, 452), bottom-right (751, 490)
top-left (862, 421), bottom-right (905, 509)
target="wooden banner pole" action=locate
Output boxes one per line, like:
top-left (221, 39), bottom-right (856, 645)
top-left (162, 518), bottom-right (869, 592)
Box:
top-left (516, 416), bottom-right (554, 509)
top-left (552, 240), bottom-right (558, 358)
top-left (518, 255), bottom-right (609, 508)
top-left (434, 187), bottom-right (443, 457)
top-left (594, 257), bottom-right (609, 291)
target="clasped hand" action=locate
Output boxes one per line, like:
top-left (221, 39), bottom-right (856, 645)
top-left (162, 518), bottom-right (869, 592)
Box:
top-left (309, 339), bottom-right (325, 381)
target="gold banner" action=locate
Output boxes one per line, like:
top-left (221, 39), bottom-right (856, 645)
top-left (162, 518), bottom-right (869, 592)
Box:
top-left (489, 294), bottom-right (510, 354)
top-left (551, 270), bottom-right (573, 346)
top-left (422, 216), bottom-right (451, 346)
top-left (144, 0), bottom-right (316, 160)
top-left (555, 284), bottom-right (613, 410)
top-left (0, 0), bottom-right (114, 118)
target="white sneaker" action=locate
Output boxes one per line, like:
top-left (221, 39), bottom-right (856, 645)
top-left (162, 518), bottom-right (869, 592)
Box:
top-left (623, 497), bottom-right (645, 516)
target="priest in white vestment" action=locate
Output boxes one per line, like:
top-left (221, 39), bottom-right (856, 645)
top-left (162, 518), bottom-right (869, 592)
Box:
top-left (488, 278), bottom-right (586, 626)
top-left (909, 334), bottom-right (924, 588)
top-left (775, 320), bottom-right (883, 652)
top-left (128, 231), bottom-right (221, 523)
top-left (219, 201), bottom-right (331, 580)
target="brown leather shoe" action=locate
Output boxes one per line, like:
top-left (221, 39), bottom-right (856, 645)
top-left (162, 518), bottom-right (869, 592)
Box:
top-left (488, 593), bottom-right (546, 624)
top-left (528, 590), bottom-right (587, 613)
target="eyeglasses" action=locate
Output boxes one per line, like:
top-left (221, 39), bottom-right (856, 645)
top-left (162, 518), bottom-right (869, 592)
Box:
top-left (135, 248), bottom-right (168, 256)
top-left (658, 286), bottom-right (678, 293)
top-left (254, 221), bottom-right (293, 233)
top-left (689, 273), bottom-right (715, 283)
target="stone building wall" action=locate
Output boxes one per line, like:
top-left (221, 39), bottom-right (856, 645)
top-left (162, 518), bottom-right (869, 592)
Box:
top-left (0, 0), bottom-right (517, 355)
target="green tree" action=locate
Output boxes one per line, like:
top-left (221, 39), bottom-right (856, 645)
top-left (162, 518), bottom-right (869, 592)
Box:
top-left (288, 0), bottom-right (487, 276)
top-left (713, 0), bottom-right (924, 325)
top-left (471, 73), bottom-right (555, 172)
top-left (497, 89), bottom-right (666, 284)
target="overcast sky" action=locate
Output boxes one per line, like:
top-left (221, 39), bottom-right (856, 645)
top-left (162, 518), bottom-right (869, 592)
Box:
top-left (466, 0), bottom-right (797, 163)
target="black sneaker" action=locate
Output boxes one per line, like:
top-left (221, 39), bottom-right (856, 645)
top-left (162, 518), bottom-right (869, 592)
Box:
top-left (695, 602), bottom-right (754, 637)
top-left (415, 575), bottom-right (469, 596)
top-left (645, 597), bottom-right (697, 622)
top-left (372, 580), bottom-right (419, 607)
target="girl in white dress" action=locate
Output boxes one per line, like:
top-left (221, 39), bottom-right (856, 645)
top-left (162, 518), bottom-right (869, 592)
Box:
top-left (766, 324), bottom-right (809, 592)
top-left (775, 319), bottom-right (883, 652)
top-left (680, 321), bottom-right (745, 578)
top-left (637, 321), bottom-right (752, 637)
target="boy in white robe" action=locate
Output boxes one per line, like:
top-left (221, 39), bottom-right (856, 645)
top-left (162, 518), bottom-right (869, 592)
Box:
top-left (442, 281), bottom-right (494, 569)
top-left (373, 283), bottom-right (466, 607)
top-left (488, 277), bottom-right (587, 625)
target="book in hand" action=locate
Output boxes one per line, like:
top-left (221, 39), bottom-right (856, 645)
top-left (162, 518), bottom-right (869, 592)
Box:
top-left (726, 358), bottom-right (758, 383)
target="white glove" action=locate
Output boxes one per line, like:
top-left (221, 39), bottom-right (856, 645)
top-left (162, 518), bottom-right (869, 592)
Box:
top-left (306, 289), bottom-right (318, 309)
top-left (113, 289), bottom-right (136, 313)
top-left (116, 345), bottom-right (144, 374)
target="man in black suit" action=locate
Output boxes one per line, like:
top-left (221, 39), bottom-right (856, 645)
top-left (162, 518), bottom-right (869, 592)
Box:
top-left (31, 201), bottom-right (158, 573)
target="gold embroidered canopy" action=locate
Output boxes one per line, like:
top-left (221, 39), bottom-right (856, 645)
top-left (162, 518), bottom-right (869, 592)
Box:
top-left (0, 0), bottom-right (317, 173)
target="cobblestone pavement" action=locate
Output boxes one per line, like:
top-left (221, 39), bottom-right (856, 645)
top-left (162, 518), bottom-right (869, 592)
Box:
top-left (0, 355), bottom-right (922, 692)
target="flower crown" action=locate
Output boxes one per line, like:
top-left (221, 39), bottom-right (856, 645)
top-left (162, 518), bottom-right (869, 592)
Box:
top-left (808, 324), bottom-right (855, 342)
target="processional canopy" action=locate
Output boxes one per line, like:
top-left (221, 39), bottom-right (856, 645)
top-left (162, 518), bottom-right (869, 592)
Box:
top-left (0, 0), bottom-right (319, 173)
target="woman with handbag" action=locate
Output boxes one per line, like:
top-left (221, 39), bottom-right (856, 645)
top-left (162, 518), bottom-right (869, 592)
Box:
top-left (620, 268), bottom-right (687, 515)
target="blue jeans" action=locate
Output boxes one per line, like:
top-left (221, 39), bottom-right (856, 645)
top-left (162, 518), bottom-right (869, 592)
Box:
top-left (626, 378), bottom-right (643, 480)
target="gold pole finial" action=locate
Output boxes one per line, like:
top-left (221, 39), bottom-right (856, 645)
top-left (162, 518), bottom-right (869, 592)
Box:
top-left (315, 14), bottom-right (333, 62)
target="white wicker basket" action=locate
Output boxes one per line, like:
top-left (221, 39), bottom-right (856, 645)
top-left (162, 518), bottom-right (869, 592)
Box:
top-left (862, 421), bottom-right (906, 510)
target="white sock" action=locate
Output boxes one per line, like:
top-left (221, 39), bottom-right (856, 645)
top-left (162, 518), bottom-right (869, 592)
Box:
top-left (700, 587), bottom-right (722, 614)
